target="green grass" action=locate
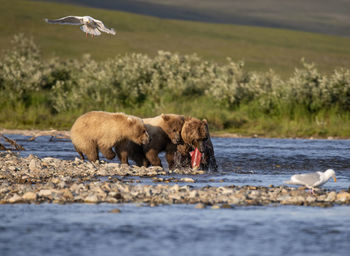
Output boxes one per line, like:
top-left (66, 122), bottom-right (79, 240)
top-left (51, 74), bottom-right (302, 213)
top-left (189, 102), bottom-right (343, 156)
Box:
top-left (0, 0), bottom-right (350, 76)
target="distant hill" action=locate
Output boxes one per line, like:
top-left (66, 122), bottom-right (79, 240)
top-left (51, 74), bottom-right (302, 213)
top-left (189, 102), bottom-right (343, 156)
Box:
top-left (43, 0), bottom-right (350, 37)
top-left (2, 0), bottom-right (350, 76)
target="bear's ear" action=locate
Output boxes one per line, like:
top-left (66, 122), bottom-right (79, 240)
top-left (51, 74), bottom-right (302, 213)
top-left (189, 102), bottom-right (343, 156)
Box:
top-left (185, 116), bottom-right (192, 121)
top-left (202, 119), bottom-right (208, 124)
top-left (127, 116), bottom-right (135, 124)
top-left (161, 114), bottom-right (170, 122)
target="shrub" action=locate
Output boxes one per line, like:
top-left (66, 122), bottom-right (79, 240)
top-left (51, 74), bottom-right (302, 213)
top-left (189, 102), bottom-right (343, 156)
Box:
top-left (1, 34), bottom-right (350, 130)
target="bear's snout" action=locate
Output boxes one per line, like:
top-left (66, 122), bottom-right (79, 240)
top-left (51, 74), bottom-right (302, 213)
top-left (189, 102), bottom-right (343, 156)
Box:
top-left (171, 133), bottom-right (181, 144)
top-left (198, 141), bottom-right (205, 153)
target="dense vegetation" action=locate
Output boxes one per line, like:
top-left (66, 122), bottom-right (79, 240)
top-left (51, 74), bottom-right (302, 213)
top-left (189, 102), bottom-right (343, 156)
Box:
top-left (1, 34), bottom-right (350, 138)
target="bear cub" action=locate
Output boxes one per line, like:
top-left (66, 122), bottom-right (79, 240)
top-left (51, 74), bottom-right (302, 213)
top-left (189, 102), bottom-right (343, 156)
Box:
top-left (114, 113), bottom-right (185, 167)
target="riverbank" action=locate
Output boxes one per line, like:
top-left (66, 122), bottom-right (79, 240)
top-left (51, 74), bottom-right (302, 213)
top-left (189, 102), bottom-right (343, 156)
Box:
top-left (1, 128), bottom-right (349, 140)
top-left (1, 151), bottom-right (349, 207)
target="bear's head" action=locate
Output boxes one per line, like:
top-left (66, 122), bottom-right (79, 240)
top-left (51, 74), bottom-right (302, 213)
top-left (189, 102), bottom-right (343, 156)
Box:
top-left (181, 117), bottom-right (208, 153)
top-left (126, 116), bottom-right (150, 145)
top-left (161, 114), bottom-right (185, 144)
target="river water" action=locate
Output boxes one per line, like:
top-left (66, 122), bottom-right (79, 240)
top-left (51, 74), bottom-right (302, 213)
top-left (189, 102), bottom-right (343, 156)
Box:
top-left (1, 135), bottom-right (350, 256)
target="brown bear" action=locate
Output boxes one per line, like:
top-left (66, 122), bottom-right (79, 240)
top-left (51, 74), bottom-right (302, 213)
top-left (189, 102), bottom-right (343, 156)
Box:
top-left (114, 113), bottom-right (185, 167)
top-left (167, 117), bottom-right (218, 171)
top-left (70, 111), bottom-right (149, 162)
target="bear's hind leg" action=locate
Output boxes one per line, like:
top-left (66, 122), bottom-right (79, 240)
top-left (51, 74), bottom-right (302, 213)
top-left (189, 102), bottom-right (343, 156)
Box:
top-left (145, 149), bottom-right (162, 167)
top-left (116, 150), bottom-right (129, 165)
top-left (165, 151), bottom-right (175, 170)
top-left (133, 154), bottom-right (149, 167)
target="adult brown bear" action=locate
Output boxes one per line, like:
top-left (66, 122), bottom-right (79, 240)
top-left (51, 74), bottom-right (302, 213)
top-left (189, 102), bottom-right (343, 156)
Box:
top-left (168, 117), bottom-right (218, 171)
top-left (70, 111), bottom-right (149, 162)
top-left (114, 114), bottom-right (185, 167)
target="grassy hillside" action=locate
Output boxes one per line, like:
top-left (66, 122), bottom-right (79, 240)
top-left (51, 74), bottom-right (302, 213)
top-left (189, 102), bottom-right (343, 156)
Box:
top-left (0, 0), bottom-right (349, 75)
top-left (49, 0), bottom-right (350, 37)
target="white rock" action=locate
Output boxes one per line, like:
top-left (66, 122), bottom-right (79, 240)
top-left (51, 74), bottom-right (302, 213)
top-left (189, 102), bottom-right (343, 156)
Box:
top-left (228, 197), bottom-right (241, 204)
top-left (180, 178), bottom-right (195, 183)
top-left (218, 187), bottom-right (233, 195)
top-left (306, 196), bottom-right (316, 203)
top-left (29, 159), bottom-right (38, 171)
top-left (97, 168), bottom-right (108, 176)
top-left (38, 189), bottom-right (52, 197)
top-left (22, 192), bottom-right (37, 201)
top-left (169, 184), bottom-right (180, 192)
top-left (42, 157), bottom-right (56, 162)
top-left (336, 192), bottom-right (350, 202)
top-left (84, 194), bottom-right (99, 204)
top-left (8, 194), bottom-right (22, 203)
top-left (189, 190), bottom-right (199, 198)
top-left (106, 163), bottom-right (120, 168)
top-left (325, 191), bottom-right (337, 202)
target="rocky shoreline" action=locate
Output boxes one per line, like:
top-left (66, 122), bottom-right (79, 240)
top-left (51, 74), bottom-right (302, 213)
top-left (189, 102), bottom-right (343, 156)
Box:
top-left (1, 151), bottom-right (350, 207)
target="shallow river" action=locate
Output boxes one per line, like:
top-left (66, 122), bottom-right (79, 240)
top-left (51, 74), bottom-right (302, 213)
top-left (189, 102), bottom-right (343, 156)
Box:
top-left (1, 135), bottom-right (350, 256)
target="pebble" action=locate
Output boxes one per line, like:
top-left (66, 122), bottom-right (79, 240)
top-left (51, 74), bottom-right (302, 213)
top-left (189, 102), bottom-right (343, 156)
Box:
top-left (336, 192), bottom-right (350, 202)
top-left (38, 189), bottom-right (52, 197)
top-left (8, 194), bottom-right (22, 204)
top-left (84, 194), bottom-right (99, 204)
top-left (180, 178), bottom-right (195, 183)
top-left (325, 191), bottom-right (337, 202)
top-left (29, 159), bottom-right (38, 172)
top-left (195, 203), bottom-right (206, 209)
top-left (22, 192), bottom-right (37, 201)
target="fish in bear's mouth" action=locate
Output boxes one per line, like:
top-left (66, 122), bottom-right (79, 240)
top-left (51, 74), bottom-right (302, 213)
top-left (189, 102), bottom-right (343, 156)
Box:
top-left (190, 148), bottom-right (202, 170)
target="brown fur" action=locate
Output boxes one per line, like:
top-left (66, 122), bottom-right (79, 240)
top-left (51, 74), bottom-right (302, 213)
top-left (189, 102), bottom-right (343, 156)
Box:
top-left (168, 117), bottom-right (218, 171)
top-left (114, 140), bottom-right (150, 167)
top-left (114, 114), bottom-right (185, 167)
top-left (70, 111), bottom-right (149, 162)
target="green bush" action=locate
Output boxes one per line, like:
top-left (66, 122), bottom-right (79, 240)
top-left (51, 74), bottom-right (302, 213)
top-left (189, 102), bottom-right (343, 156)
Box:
top-left (1, 34), bottom-right (350, 135)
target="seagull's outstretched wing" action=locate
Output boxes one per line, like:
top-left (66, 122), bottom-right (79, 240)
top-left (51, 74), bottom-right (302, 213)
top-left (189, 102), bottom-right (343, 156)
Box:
top-left (94, 19), bottom-right (116, 35)
top-left (45, 16), bottom-right (83, 25)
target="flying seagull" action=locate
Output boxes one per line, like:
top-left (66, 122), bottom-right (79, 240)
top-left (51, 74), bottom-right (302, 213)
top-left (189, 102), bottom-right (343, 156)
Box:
top-left (284, 169), bottom-right (336, 193)
top-left (44, 16), bottom-right (116, 37)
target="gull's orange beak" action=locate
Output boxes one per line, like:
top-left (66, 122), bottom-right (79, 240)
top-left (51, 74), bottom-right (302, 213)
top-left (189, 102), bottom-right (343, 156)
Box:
top-left (333, 176), bottom-right (337, 182)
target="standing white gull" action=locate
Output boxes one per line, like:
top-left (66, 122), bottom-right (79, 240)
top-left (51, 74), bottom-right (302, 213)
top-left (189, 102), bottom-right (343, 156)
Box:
top-left (284, 169), bottom-right (336, 193)
top-left (44, 16), bottom-right (116, 37)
